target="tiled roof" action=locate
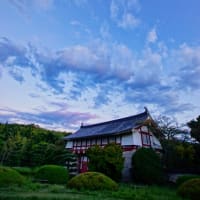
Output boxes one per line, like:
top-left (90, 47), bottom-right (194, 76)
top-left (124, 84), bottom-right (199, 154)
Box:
top-left (65, 109), bottom-right (149, 140)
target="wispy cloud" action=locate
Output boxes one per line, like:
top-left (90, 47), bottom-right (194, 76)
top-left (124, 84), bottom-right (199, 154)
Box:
top-left (147, 28), bottom-right (157, 43)
top-left (0, 107), bottom-right (96, 131)
top-left (110, 0), bottom-right (140, 29)
top-left (0, 36), bottom-right (199, 129)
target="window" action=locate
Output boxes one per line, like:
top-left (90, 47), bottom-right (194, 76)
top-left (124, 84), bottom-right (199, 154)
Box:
top-left (77, 140), bottom-right (81, 146)
top-left (102, 137), bottom-right (108, 145)
top-left (97, 138), bottom-right (101, 145)
top-left (91, 138), bottom-right (96, 145)
top-left (109, 136), bottom-right (115, 143)
top-left (141, 133), bottom-right (151, 146)
top-left (82, 139), bottom-right (86, 146)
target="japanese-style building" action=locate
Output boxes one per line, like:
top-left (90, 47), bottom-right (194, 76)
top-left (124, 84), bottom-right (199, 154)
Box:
top-left (64, 108), bottom-right (162, 180)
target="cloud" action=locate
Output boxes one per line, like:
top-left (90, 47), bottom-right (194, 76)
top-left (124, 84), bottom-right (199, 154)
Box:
top-left (100, 22), bottom-right (111, 39)
top-left (70, 20), bottom-right (82, 26)
top-left (118, 13), bottom-right (140, 29)
top-left (110, 0), bottom-right (140, 29)
top-left (0, 107), bottom-right (96, 130)
top-left (9, 67), bottom-right (25, 83)
top-left (1, 36), bottom-right (200, 127)
top-left (169, 44), bottom-right (200, 90)
top-left (0, 37), bottom-right (163, 94)
top-left (9, 0), bottom-right (54, 11)
top-left (147, 28), bottom-right (157, 43)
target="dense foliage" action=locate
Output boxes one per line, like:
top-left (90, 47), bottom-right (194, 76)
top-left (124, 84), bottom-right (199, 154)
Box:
top-left (0, 123), bottom-right (72, 167)
top-left (86, 143), bottom-right (124, 181)
top-left (35, 165), bottom-right (69, 184)
top-left (177, 178), bottom-right (200, 200)
top-left (67, 172), bottom-right (118, 190)
top-left (153, 115), bottom-right (200, 173)
top-left (132, 147), bottom-right (164, 184)
top-left (176, 175), bottom-right (200, 186)
top-left (187, 116), bottom-right (200, 143)
top-left (0, 166), bottom-right (25, 187)
top-left (161, 140), bottom-right (197, 173)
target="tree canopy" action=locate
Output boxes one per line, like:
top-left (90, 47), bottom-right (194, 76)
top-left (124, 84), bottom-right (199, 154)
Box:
top-left (187, 116), bottom-right (200, 143)
top-left (0, 123), bottom-right (72, 167)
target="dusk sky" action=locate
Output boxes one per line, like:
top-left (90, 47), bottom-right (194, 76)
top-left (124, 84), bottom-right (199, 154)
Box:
top-left (0, 0), bottom-right (200, 131)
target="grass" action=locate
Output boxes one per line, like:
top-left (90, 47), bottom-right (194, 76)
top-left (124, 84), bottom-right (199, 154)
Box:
top-left (0, 183), bottom-right (183, 200)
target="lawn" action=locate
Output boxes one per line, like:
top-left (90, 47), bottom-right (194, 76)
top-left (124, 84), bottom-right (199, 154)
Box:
top-left (0, 183), bottom-right (183, 200)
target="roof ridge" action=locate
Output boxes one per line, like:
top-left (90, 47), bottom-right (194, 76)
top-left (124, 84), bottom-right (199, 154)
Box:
top-left (81, 110), bottom-right (147, 128)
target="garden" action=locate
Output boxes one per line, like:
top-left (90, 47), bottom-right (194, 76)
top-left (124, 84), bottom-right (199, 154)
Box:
top-left (0, 119), bottom-right (200, 200)
top-left (0, 164), bottom-right (187, 200)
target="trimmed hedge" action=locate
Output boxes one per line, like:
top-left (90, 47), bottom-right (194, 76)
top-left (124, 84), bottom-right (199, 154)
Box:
top-left (67, 172), bottom-right (118, 190)
top-left (176, 175), bottom-right (200, 186)
top-left (177, 178), bottom-right (200, 200)
top-left (0, 166), bottom-right (25, 187)
top-left (132, 148), bottom-right (164, 185)
top-left (35, 165), bottom-right (68, 184)
top-left (12, 167), bottom-right (35, 177)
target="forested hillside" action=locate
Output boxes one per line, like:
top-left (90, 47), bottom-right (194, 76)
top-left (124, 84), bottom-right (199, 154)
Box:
top-left (0, 123), bottom-right (71, 167)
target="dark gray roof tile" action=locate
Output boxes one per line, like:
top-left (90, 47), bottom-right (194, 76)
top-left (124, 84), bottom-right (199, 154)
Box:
top-left (65, 110), bottom-right (148, 140)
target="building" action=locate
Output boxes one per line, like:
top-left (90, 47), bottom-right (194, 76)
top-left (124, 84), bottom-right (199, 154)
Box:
top-left (64, 108), bottom-right (162, 181)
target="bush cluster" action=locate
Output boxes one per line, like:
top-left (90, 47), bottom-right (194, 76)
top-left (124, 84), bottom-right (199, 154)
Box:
top-left (0, 166), bottom-right (25, 187)
top-left (177, 178), bottom-right (200, 200)
top-left (12, 167), bottom-right (35, 177)
top-left (35, 165), bottom-right (68, 184)
top-left (176, 175), bottom-right (200, 186)
top-left (86, 143), bottom-right (124, 181)
top-left (132, 147), bottom-right (164, 184)
top-left (67, 172), bottom-right (118, 190)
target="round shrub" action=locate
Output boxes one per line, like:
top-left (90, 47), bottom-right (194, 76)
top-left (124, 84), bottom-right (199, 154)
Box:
top-left (0, 166), bottom-right (25, 187)
top-left (177, 178), bottom-right (200, 200)
top-left (67, 172), bottom-right (118, 190)
top-left (35, 165), bottom-right (68, 184)
top-left (176, 175), bottom-right (200, 186)
top-left (132, 148), bottom-right (164, 184)
top-left (12, 167), bottom-right (34, 177)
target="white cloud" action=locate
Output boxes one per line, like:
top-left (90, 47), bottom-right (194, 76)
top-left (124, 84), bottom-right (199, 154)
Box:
top-left (147, 28), bottom-right (157, 43)
top-left (118, 13), bottom-right (140, 29)
top-left (100, 22), bottom-right (111, 39)
top-left (70, 20), bottom-right (81, 26)
top-left (110, 0), bottom-right (140, 29)
top-left (110, 0), bottom-right (118, 19)
top-left (33, 0), bottom-right (54, 10)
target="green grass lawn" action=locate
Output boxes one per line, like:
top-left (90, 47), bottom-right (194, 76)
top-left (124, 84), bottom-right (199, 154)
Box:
top-left (0, 183), bottom-right (183, 200)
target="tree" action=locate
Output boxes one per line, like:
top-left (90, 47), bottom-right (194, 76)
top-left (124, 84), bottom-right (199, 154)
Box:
top-left (132, 148), bottom-right (164, 184)
top-left (86, 143), bottom-right (124, 181)
top-left (187, 116), bottom-right (200, 143)
top-left (156, 115), bottom-right (187, 140)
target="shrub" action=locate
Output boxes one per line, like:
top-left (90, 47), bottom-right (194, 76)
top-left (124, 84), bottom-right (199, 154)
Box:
top-left (176, 175), bottom-right (200, 186)
top-left (177, 178), bottom-right (200, 200)
top-left (67, 172), bottom-right (118, 190)
top-left (86, 143), bottom-right (124, 181)
top-left (0, 166), bottom-right (25, 187)
top-left (12, 167), bottom-right (34, 177)
top-left (35, 165), bottom-right (68, 184)
top-left (132, 147), bottom-right (164, 184)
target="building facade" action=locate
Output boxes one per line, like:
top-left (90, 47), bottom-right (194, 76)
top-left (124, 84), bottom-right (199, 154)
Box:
top-left (64, 108), bottom-right (162, 180)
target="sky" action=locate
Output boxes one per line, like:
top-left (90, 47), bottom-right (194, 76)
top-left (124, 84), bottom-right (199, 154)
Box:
top-left (0, 0), bottom-right (200, 131)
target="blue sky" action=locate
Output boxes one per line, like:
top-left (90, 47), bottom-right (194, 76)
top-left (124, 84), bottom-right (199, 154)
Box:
top-left (0, 0), bottom-right (200, 131)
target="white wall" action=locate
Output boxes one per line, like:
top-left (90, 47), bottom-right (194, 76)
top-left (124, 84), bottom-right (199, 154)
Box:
top-left (151, 135), bottom-right (162, 149)
top-left (121, 133), bottom-right (133, 145)
top-left (132, 130), bottom-right (142, 146)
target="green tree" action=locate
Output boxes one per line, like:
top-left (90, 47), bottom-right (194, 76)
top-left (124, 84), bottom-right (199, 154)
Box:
top-left (187, 116), bottom-right (200, 143)
top-left (132, 148), bottom-right (164, 184)
top-left (0, 123), bottom-right (71, 167)
top-left (86, 143), bottom-right (124, 181)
